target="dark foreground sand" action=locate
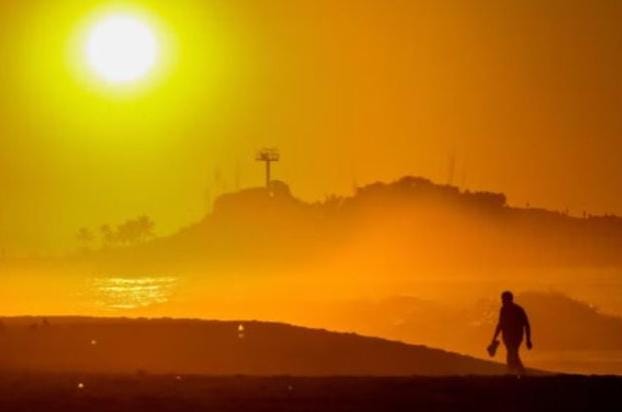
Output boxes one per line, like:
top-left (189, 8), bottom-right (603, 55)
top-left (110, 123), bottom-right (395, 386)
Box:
top-left (0, 374), bottom-right (619, 412)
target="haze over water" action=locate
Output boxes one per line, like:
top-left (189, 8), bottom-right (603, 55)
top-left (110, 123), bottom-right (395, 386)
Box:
top-left (2, 263), bottom-right (621, 375)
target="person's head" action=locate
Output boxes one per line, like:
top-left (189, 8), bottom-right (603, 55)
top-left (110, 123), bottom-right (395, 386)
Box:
top-left (501, 290), bottom-right (514, 306)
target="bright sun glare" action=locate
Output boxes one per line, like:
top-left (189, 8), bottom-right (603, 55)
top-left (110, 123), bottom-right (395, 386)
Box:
top-left (86, 14), bottom-right (158, 84)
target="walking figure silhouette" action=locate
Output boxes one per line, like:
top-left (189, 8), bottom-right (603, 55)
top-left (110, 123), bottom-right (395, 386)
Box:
top-left (490, 291), bottom-right (532, 374)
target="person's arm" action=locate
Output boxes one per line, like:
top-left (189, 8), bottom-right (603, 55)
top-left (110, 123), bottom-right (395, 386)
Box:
top-left (524, 309), bottom-right (532, 349)
top-left (491, 310), bottom-right (502, 343)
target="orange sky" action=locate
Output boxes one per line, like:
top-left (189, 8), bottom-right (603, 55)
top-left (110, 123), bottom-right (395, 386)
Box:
top-left (0, 0), bottom-right (621, 254)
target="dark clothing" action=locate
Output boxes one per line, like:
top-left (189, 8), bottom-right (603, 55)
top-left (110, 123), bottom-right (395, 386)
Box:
top-left (498, 303), bottom-right (529, 344)
top-left (497, 303), bottom-right (530, 374)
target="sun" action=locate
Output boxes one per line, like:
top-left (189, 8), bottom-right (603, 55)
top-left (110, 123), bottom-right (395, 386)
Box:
top-left (86, 14), bottom-right (158, 84)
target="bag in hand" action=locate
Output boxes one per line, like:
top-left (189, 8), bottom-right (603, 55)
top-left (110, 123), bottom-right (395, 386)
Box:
top-left (487, 340), bottom-right (500, 357)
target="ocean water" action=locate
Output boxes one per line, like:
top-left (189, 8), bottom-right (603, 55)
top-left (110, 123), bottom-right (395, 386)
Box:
top-left (90, 276), bottom-right (178, 311)
top-left (1, 268), bottom-right (622, 375)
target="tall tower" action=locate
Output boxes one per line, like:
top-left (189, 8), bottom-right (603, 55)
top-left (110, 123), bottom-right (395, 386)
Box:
top-left (255, 148), bottom-right (280, 189)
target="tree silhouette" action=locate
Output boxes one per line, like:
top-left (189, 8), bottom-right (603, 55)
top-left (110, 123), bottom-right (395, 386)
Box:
top-left (100, 224), bottom-right (116, 247)
top-left (115, 215), bottom-right (156, 245)
top-left (76, 227), bottom-right (94, 250)
top-left (136, 215), bottom-right (155, 242)
top-left (89, 217), bottom-right (157, 249)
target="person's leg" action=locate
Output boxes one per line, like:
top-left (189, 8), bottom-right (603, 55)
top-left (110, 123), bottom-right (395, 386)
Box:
top-left (505, 339), bottom-right (525, 374)
top-left (514, 345), bottom-right (525, 375)
top-left (506, 344), bottom-right (518, 373)
top-left (505, 340), bottom-right (525, 375)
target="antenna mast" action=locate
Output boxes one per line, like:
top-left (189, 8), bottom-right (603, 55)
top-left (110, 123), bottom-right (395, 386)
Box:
top-left (255, 148), bottom-right (280, 189)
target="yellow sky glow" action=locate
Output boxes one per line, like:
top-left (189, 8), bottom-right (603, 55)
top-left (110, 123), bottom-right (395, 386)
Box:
top-left (0, 0), bottom-right (621, 254)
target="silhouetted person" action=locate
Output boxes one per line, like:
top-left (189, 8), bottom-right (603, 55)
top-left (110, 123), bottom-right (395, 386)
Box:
top-left (491, 291), bottom-right (532, 374)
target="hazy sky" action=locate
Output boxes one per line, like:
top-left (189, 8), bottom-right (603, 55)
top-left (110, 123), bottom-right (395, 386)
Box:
top-left (0, 0), bottom-right (621, 254)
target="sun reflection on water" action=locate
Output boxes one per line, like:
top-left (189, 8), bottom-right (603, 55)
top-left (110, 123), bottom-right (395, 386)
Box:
top-left (92, 277), bottom-right (177, 310)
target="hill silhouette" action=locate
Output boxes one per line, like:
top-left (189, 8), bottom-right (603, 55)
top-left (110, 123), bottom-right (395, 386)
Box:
top-left (0, 317), bottom-right (509, 376)
top-left (86, 176), bottom-right (622, 273)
